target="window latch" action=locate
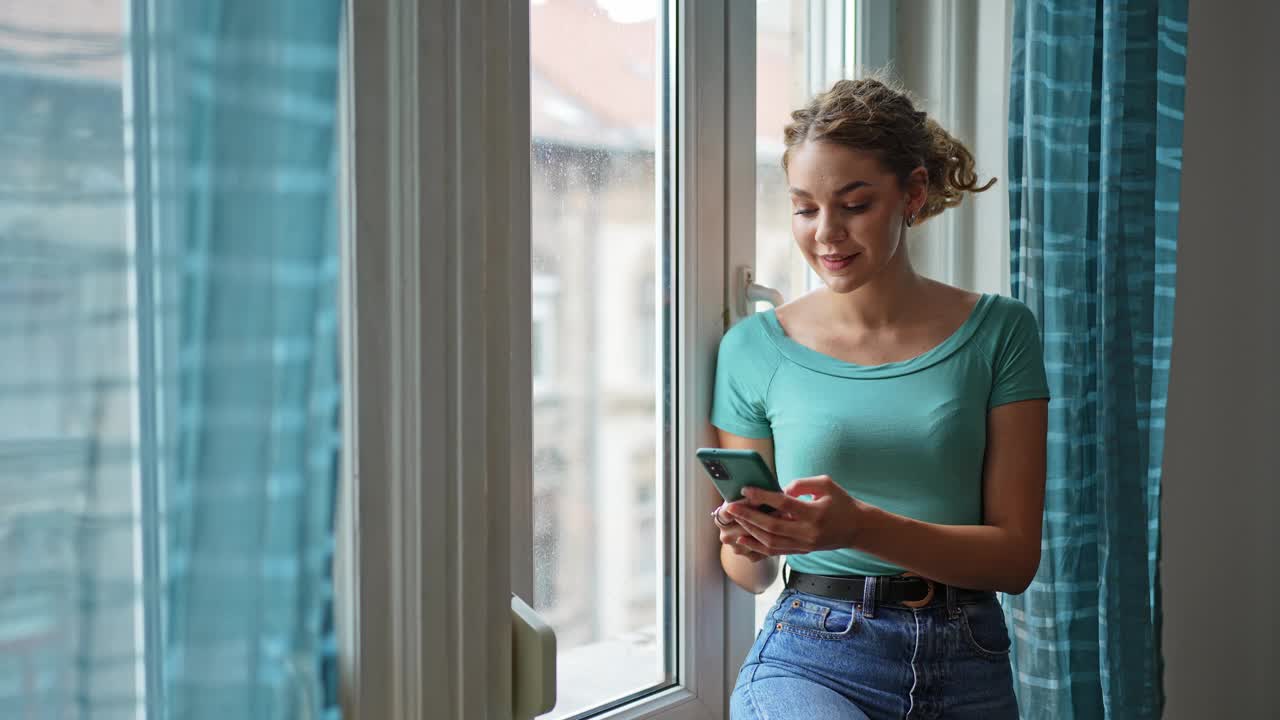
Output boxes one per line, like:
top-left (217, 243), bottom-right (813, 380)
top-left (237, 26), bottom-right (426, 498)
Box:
top-left (736, 266), bottom-right (784, 318)
top-left (512, 593), bottom-right (556, 719)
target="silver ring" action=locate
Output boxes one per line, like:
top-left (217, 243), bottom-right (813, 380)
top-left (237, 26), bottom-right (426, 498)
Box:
top-left (711, 506), bottom-right (733, 529)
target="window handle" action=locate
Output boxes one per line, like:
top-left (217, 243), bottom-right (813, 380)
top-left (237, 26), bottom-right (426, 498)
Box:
top-left (512, 593), bottom-right (556, 719)
top-left (738, 266), bottom-right (784, 317)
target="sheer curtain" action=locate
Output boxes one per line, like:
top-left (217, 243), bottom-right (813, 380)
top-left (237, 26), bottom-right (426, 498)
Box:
top-left (1005, 1), bottom-right (1187, 718)
top-left (0, 2), bottom-right (344, 718)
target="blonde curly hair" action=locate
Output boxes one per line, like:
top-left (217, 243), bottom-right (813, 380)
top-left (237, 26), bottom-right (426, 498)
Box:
top-left (782, 75), bottom-right (996, 224)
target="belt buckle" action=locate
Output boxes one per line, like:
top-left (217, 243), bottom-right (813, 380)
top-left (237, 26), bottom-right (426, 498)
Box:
top-left (898, 572), bottom-right (935, 609)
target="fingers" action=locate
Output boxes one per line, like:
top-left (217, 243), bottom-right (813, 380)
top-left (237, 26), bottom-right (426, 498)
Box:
top-left (740, 486), bottom-right (812, 516)
top-left (711, 503), bottom-right (736, 529)
top-left (783, 475), bottom-right (842, 499)
top-left (718, 518), bottom-right (754, 544)
top-left (734, 534), bottom-right (769, 555)
top-left (726, 508), bottom-right (810, 555)
top-left (727, 539), bottom-right (761, 558)
top-left (734, 532), bottom-right (797, 556)
top-left (731, 515), bottom-right (809, 554)
top-left (717, 497), bottom-right (806, 557)
top-left (725, 501), bottom-right (812, 543)
top-left (720, 523), bottom-right (767, 561)
top-left (718, 476), bottom-right (846, 556)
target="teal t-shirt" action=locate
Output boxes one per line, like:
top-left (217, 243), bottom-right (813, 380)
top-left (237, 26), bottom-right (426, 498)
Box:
top-left (710, 293), bottom-right (1051, 577)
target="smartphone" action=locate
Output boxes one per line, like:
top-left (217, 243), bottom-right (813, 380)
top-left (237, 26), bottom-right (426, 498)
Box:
top-left (696, 448), bottom-right (783, 514)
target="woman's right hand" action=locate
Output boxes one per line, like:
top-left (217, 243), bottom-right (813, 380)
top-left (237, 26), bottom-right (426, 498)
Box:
top-left (714, 501), bottom-right (769, 562)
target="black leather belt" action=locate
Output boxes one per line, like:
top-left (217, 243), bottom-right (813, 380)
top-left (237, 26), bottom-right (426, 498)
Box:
top-left (785, 568), bottom-right (992, 609)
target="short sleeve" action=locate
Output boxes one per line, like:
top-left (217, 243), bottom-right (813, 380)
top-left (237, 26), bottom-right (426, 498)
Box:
top-left (988, 300), bottom-right (1052, 409)
top-left (710, 315), bottom-right (779, 439)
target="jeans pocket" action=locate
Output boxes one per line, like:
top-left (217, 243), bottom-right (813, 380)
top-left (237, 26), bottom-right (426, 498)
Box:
top-left (773, 591), bottom-right (856, 639)
top-left (958, 599), bottom-right (1012, 659)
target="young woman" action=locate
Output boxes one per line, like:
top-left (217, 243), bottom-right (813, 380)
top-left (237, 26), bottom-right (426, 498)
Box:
top-left (710, 77), bottom-right (1050, 719)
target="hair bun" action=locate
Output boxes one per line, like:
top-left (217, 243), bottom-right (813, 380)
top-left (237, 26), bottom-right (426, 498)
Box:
top-left (781, 73), bottom-right (995, 225)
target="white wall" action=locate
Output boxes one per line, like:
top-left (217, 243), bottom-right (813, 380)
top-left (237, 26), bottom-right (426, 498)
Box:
top-left (1162, 0), bottom-right (1280, 716)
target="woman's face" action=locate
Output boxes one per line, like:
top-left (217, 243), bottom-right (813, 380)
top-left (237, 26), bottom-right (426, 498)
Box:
top-left (786, 140), bottom-right (925, 294)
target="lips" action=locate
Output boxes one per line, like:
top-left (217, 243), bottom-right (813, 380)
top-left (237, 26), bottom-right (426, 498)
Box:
top-left (820, 253), bottom-right (857, 271)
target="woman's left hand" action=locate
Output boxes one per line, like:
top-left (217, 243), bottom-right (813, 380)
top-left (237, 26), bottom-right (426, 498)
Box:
top-left (723, 475), bottom-right (869, 556)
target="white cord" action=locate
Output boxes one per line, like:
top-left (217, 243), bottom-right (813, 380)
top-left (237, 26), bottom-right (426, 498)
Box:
top-left (906, 610), bottom-right (921, 718)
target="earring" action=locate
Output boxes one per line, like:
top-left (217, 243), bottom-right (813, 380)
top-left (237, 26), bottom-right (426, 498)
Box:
top-left (906, 209), bottom-right (919, 227)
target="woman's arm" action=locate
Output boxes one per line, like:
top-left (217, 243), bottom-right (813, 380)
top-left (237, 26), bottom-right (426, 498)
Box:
top-left (725, 398), bottom-right (1049, 594)
top-left (713, 428), bottom-right (781, 594)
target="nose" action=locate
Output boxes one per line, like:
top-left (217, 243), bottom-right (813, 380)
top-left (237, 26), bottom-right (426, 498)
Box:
top-left (814, 208), bottom-right (847, 249)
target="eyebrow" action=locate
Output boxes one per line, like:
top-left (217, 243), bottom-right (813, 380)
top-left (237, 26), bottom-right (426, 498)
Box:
top-left (789, 180), bottom-right (871, 198)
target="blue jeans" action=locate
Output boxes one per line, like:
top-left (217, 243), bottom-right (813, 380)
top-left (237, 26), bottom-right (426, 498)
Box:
top-left (730, 580), bottom-right (1019, 719)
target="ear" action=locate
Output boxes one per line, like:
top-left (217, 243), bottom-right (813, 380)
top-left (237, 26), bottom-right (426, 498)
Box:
top-left (906, 166), bottom-right (929, 214)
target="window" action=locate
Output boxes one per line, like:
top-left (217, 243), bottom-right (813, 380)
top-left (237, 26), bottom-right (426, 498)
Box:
top-left (637, 273), bottom-right (657, 376)
top-left (529, 0), bottom-right (672, 715)
top-left (1, 1), bottom-right (345, 717)
top-left (632, 448), bottom-right (658, 599)
top-left (340, 2), bottom-right (1015, 717)
top-left (1, 0), bottom-right (971, 717)
top-left (533, 272), bottom-right (560, 397)
top-left (341, 0), bottom-right (894, 717)
top-left (0, 3), bottom-right (142, 705)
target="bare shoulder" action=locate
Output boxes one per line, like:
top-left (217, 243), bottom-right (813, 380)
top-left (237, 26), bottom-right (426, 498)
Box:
top-left (921, 280), bottom-right (981, 321)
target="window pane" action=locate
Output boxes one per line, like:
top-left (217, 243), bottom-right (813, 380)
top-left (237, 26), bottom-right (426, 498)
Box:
top-left (530, 0), bottom-right (671, 716)
top-left (0, 3), bottom-right (345, 717)
top-left (0, 3), bottom-right (142, 714)
top-left (755, 0), bottom-right (816, 308)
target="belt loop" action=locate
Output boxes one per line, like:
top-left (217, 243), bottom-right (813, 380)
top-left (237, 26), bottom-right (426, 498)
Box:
top-left (945, 583), bottom-right (959, 619)
top-left (861, 576), bottom-right (877, 618)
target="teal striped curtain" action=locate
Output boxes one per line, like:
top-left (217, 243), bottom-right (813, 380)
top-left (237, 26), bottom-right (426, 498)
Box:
top-left (1005, 1), bottom-right (1186, 718)
top-left (163, 4), bottom-right (344, 718)
top-left (0, 2), bottom-right (343, 718)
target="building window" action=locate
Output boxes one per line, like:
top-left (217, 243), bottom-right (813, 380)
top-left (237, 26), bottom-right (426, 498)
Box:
top-left (532, 272), bottom-right (559, 399)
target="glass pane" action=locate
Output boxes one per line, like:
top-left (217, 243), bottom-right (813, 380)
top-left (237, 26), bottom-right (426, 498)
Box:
top-left (530, 0), bottom-right (671, 716)
top-left (755, 0), bottom-right (817, 308)
top-left (0, 4), bottom-right (142, 714)
top-left (0, 3), bottom-right (345, 717)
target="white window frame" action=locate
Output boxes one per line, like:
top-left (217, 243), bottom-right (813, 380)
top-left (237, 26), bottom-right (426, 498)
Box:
top-left (340, 0), bottom-right (526, 716)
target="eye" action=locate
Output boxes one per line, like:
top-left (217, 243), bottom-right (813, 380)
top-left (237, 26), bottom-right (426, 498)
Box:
top-left (792, 208), bottom-right (817, 216)
top-left (843, 204), bottom-right (867, 213)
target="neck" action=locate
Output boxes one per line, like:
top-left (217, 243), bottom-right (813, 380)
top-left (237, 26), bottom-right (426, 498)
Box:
top-left (823, 240), bottom-right (926, 329)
